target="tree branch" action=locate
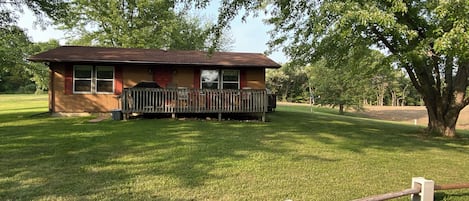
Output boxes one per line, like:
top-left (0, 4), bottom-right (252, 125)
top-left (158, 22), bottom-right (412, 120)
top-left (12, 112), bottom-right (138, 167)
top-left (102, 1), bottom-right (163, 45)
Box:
top-left (403, 62), bottom-right (423, 94)
top-left (429, 49), bottom-right (442, 96)
top-left (441, 56), bottom-right (453, 109)
top-left (370, 26), bottom-right (397, 55)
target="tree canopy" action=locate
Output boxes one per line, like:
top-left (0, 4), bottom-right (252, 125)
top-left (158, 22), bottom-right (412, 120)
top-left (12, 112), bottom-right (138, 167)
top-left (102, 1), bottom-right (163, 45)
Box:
top-left (55, 0), bottom-right (230, 51)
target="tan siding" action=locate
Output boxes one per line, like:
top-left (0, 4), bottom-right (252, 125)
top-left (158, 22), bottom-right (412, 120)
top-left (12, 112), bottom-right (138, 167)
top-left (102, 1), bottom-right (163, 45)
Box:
top-left (123, 66), bottom-right (153, 88)
top-left (51, 63), bottom-right (119, 112)
top-left (246, 68), bottom-right (265, 89)
top-left (55, 94), bottom-right (119, 112)
top-left (173, 68), bottom-right (194, 88)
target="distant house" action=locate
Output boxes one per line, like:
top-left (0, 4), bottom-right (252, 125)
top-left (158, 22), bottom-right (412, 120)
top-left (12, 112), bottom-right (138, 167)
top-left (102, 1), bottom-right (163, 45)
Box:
top-left (29, 46), bottom-right (280, 120)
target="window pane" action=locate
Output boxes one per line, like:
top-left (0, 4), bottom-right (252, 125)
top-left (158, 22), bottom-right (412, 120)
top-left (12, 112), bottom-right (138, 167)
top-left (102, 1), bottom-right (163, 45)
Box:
top-left (223, 70), bottom-right (239, 82)
top-left (75, 66), bottom-right (92, 78)
top-left (201, 70), bottom-right (219, 82)
top-left (97, 80), bottom-right (113, 92)
top-left (202, 82), bottom-right (218, 89)
top-left (223, 83), bottom-right (239, 89)
top-left (75, 80), bottom-right (91, 92)
top-left (97, 66), bottom-right (114, 79)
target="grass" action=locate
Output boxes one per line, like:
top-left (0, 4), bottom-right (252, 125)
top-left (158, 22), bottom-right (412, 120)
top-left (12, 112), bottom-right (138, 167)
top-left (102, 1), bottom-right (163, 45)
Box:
top-left (1, 94), bottom-right (469, 200)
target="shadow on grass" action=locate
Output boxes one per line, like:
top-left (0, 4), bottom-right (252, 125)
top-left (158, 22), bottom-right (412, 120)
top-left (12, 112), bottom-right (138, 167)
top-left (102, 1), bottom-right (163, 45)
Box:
top-left (1, 105), bottom-right (468, 200)
top-left (435, 191), bottom-right (469, 201)
top-left (1, 113), bottom-right (329, 199)
top-left (271, 106), bottom-right (469, 154)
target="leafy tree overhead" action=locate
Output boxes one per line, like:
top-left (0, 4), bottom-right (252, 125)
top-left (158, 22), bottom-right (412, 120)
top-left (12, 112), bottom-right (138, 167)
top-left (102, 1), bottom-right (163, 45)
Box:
top-left (0, 0), bottom-right (68, 27)
top-left (188, 0), bottom-right (469, 137)
top-left (57, 0), bottom-right (230, 51)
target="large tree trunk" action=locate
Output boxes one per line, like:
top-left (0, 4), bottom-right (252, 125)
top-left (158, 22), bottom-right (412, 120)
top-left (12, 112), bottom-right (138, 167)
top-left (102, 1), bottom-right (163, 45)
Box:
top-left (371, 15), bottom-right (469, 138)
top-left (424, 98), bottom-right (461, 137)
top-left (406, 60), bottom-right (469, 138)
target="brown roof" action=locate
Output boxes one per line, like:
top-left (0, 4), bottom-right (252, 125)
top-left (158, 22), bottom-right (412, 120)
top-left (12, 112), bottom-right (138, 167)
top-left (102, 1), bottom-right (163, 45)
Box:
top-left (29, 46), bottom-right (281, 68)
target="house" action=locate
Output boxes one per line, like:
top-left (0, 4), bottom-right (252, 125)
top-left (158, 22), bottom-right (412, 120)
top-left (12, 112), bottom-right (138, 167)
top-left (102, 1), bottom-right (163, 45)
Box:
top-left (29, 46), bottom-right (281, 120)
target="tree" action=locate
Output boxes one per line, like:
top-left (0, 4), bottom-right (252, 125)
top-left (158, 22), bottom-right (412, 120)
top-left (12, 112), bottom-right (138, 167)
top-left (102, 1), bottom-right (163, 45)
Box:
top-left (57, 0), bottom-right (228, 51)
top-left (188, 0), bottom-right (469, 137)
top-left (389, 70), bottom-right (411, 107)
top-left (309, 46), bottom-right (386, 114)
top-left (0, 25), bottom-right (59, 93)
top-left (265, 68), bottom-right (288, 99)
top-left (0, 1), bottom-right (67, 93)
top-left (0, 25), bottom-right (32, 93)
top-left (27, 40), bottom-right (60, 93)
top-left (266, 63), bottom-right (308, 102)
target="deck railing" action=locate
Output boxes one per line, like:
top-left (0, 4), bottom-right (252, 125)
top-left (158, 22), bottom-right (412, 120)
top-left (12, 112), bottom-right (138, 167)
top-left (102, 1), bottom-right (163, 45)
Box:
top-left (121, 88), bottom-right (268, 119)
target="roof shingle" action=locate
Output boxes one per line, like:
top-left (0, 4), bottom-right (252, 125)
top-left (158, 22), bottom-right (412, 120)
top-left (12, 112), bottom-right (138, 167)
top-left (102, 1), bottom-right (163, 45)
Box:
top-left (29, 46), bottom-right (281, 68)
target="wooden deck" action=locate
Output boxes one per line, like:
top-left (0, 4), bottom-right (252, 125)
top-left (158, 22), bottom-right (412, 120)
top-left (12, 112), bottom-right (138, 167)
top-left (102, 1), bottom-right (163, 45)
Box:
top-left (121, 88), bottom-right (268, 121)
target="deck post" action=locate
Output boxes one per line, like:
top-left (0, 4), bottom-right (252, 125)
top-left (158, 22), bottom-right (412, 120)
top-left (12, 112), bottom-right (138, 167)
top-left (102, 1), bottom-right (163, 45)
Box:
top-left (171, 113), bottom-right (176, 119)
top-left (261, 112), bottom-right (266, 122)
top-left (218, 113), bottom-right (222, 121)
top-left (411, 177), bottom-right (434, 201)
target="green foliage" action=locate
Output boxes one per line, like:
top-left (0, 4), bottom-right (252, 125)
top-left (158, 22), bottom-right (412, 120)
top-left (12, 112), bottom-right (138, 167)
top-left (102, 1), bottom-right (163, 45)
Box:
top-left (0, 26), bottom-right (32, 93)
top-left (266, 48), bottom-right (422, 108)
top-left (57, 0), bottom-right (226, 51)
top-left (0, 24), bottom-right (58, 93)
top-left (0, 26), bottom-right (30, 68)
top-left (0, 0), bottom-right (68, 27)
top-left (266, 63), bottom-right (308, 102)
top-left (308, 46), bottom-right (386, 113)
top-left (433, 1), bottom-right (469, 60)
top-left (28, 40), bottom-right (60, 92)
top-left (0, 1), bottom-right (65, 93)
top-left (2, 95), bottom-right (469, 200)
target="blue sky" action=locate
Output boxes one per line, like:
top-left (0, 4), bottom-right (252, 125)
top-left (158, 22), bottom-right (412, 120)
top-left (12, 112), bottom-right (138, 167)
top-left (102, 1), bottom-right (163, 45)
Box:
top-left (17, 3), bottom-right (288, 64)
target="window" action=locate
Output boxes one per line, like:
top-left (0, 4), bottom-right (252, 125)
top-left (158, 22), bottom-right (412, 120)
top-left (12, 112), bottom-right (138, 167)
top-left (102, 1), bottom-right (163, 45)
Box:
top-left (96, 66), bottom-right (114, 93)
top-left (222, 70), bottom-right (240, 89)
top-left (74, 65), bottom-right (92, 93)
top-left (73, 65), bottom-right (114, 94)
top-left (201, 70), bottom-right (219, 89)
top-left (200, 69), bottom-right (239, 89)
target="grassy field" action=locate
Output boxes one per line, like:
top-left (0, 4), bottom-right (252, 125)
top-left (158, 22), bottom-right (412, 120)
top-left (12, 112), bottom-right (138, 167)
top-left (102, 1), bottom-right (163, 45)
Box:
top-left (1, 94), bottom-right (469, 200)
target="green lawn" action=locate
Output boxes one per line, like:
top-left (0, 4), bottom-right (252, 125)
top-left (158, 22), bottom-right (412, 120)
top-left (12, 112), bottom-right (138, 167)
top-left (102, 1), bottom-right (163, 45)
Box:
top-left (1, 94), bottom-right (469, 201)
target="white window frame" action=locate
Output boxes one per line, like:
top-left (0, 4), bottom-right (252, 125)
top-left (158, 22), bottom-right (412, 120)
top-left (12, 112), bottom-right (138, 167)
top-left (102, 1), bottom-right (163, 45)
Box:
top-left (221, 70), bottom-right (240, 89)
top-left (73, 65), bottom-right (114, 94)
top-left (200, 69), bottom-right (240, 89)
top-left (200, 69), bottom-right (220, 89)
top-left (73, 65), bottom-right (93, 94)
top-left (95, 66), bottom-right (115, 94)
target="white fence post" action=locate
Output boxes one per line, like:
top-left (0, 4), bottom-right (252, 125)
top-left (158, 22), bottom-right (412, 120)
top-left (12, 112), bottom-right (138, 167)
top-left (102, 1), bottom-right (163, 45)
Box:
top-left (411, 177), bottom-right (435, 201)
